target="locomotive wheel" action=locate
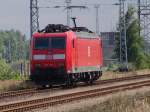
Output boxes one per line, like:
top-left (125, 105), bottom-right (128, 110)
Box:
top-left (64, 74), bottom-right (72, 88)
top-left (84, 73), bottom-right (92, 85)
top-left (71, 74), bottom-right (77, 87)
top-left (89, 74), bottom-right (94, 84)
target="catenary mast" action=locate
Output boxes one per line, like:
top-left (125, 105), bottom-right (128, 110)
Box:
top-left (138, 0), bottom-right (150, 53)
top-left (30, 0), bottom-right (39, 38)
top-left (119, 0), bottom-right (128, 69)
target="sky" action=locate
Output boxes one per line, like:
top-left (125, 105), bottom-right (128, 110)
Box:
top-left (0, 0), bottom-right (137, 38)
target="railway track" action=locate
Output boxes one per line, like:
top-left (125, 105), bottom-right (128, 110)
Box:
top-left (1, 79), bottom-right (150, 112)
top-left (0, 88), bottom-right (53, 100)
top-left (1, 74), bottom-right (150, 100)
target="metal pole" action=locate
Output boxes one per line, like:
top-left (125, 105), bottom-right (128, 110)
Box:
top-left (124, 2), bottom-right (128, 69)
top-left (138, 0), bottom-right (150, 53)
top-left (95, 4), bottom-right (100, 35)
top-left (30, 0), bottom-right (39, 38)
top-left (119, 0), bottom-right (122, 63)
top-left (30, 0), bottom-right (32, 38)
top-left (119, 0), bottom-right (128, 69)
top-left (66, 0), bottom-right (71, 26)
top-left (138, 0), bottom-right (141, 37)
top-left (8, 39), bottom-right (11, 62)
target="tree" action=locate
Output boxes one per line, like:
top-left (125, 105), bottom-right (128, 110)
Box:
top-left (114, 6), bottom-right (147, 69)
top-left (0, 30), bottom-right (29, 62)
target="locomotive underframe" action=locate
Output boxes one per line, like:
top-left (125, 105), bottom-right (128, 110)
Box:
top-left (30, 67), bottom-right (102, 86)
top-left (30, 67), bottom-right (66, 85)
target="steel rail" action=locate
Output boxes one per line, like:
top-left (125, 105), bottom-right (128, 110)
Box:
top-left (100, 73), bottom-right (150, 84)
top-left (0, 88), bottom-right (37, 99)
top-left (1, 79), bottom-right (150, 112)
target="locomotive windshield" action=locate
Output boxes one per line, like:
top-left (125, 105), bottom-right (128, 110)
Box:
top-left (34, 38), bottom-right (49, 49)
top-left (34, 37), bottom-right (65, 50)
top-left (51, 38), bottom-right (65, 49)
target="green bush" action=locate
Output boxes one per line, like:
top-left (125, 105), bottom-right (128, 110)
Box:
top-left (146, 55), bottom-right (150, 69)
top-left (134, 53), bottom-right (146, 69)
top-left (107, 63), bottom-right (119, 71)
top-left (0, 60), bottom-right (21, 80)
top-left (133, 54), bottom-right (150, 70)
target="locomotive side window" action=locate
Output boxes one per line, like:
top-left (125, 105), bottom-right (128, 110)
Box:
top-left (51, 37), bottom-right (65, 49)
top-left (34, 38), bottom-right (49, 49)
top-left (72, 39), bottom-right (75, 48)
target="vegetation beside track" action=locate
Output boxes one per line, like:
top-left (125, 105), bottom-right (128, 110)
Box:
top-left (0, 30), bottom-right (30, 91)
top-left (0, 60), bottom-right (32, 92)
top-left (0, 59), bottom-right (34, 92)
top-left (102, 69), bottom-right (150, 80)
top-left (114, 6), bottom-right (150, 69)
top-left (0, 31), bottom-right (29, 81)
top-left (0, 30), bottom-right (28, 62)
top-left (0, 59), bottom-right (21, 81)
top-left (69, 91), bottom-right (150, 112)
top-left (0, 80), bottom-right (35, 92)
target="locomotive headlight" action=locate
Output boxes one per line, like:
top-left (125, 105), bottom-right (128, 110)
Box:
top-left (33, 55), bottom-right (46, 60)
top-left (67, 70), bottom-right (71, 73)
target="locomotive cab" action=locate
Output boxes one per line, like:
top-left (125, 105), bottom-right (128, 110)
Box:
top-left (30, 34), bottom-right (67, 85)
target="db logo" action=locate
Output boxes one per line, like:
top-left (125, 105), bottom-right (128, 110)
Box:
top-left (88, 46), bottom-right (91, 57)
top-left (46, 55), bottom-right (53, 59)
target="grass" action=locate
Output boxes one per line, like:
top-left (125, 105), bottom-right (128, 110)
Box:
top-left (0, 80), bottom-right (36, 92)
top-left (101, 69), bottom-right (150, 80)
top-left (69, 91), bottom-right (150, 112)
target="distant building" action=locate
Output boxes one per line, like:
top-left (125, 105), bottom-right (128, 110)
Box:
top-left (100, 32), bottom-right (118, 66)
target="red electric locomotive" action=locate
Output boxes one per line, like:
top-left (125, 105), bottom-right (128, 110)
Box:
top-left (30, 24), bottom-right (103, 86)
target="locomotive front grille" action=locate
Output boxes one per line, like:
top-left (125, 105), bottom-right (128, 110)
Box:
top-left (30, 66), bottom-right (66, 84)
top-left (34, 66), bottom-right (65, 75)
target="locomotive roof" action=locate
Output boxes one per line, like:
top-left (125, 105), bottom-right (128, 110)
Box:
top-left (37, 24), bottom-right (99, 39)
top-left (75, 31), bottom-right (98, 39)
